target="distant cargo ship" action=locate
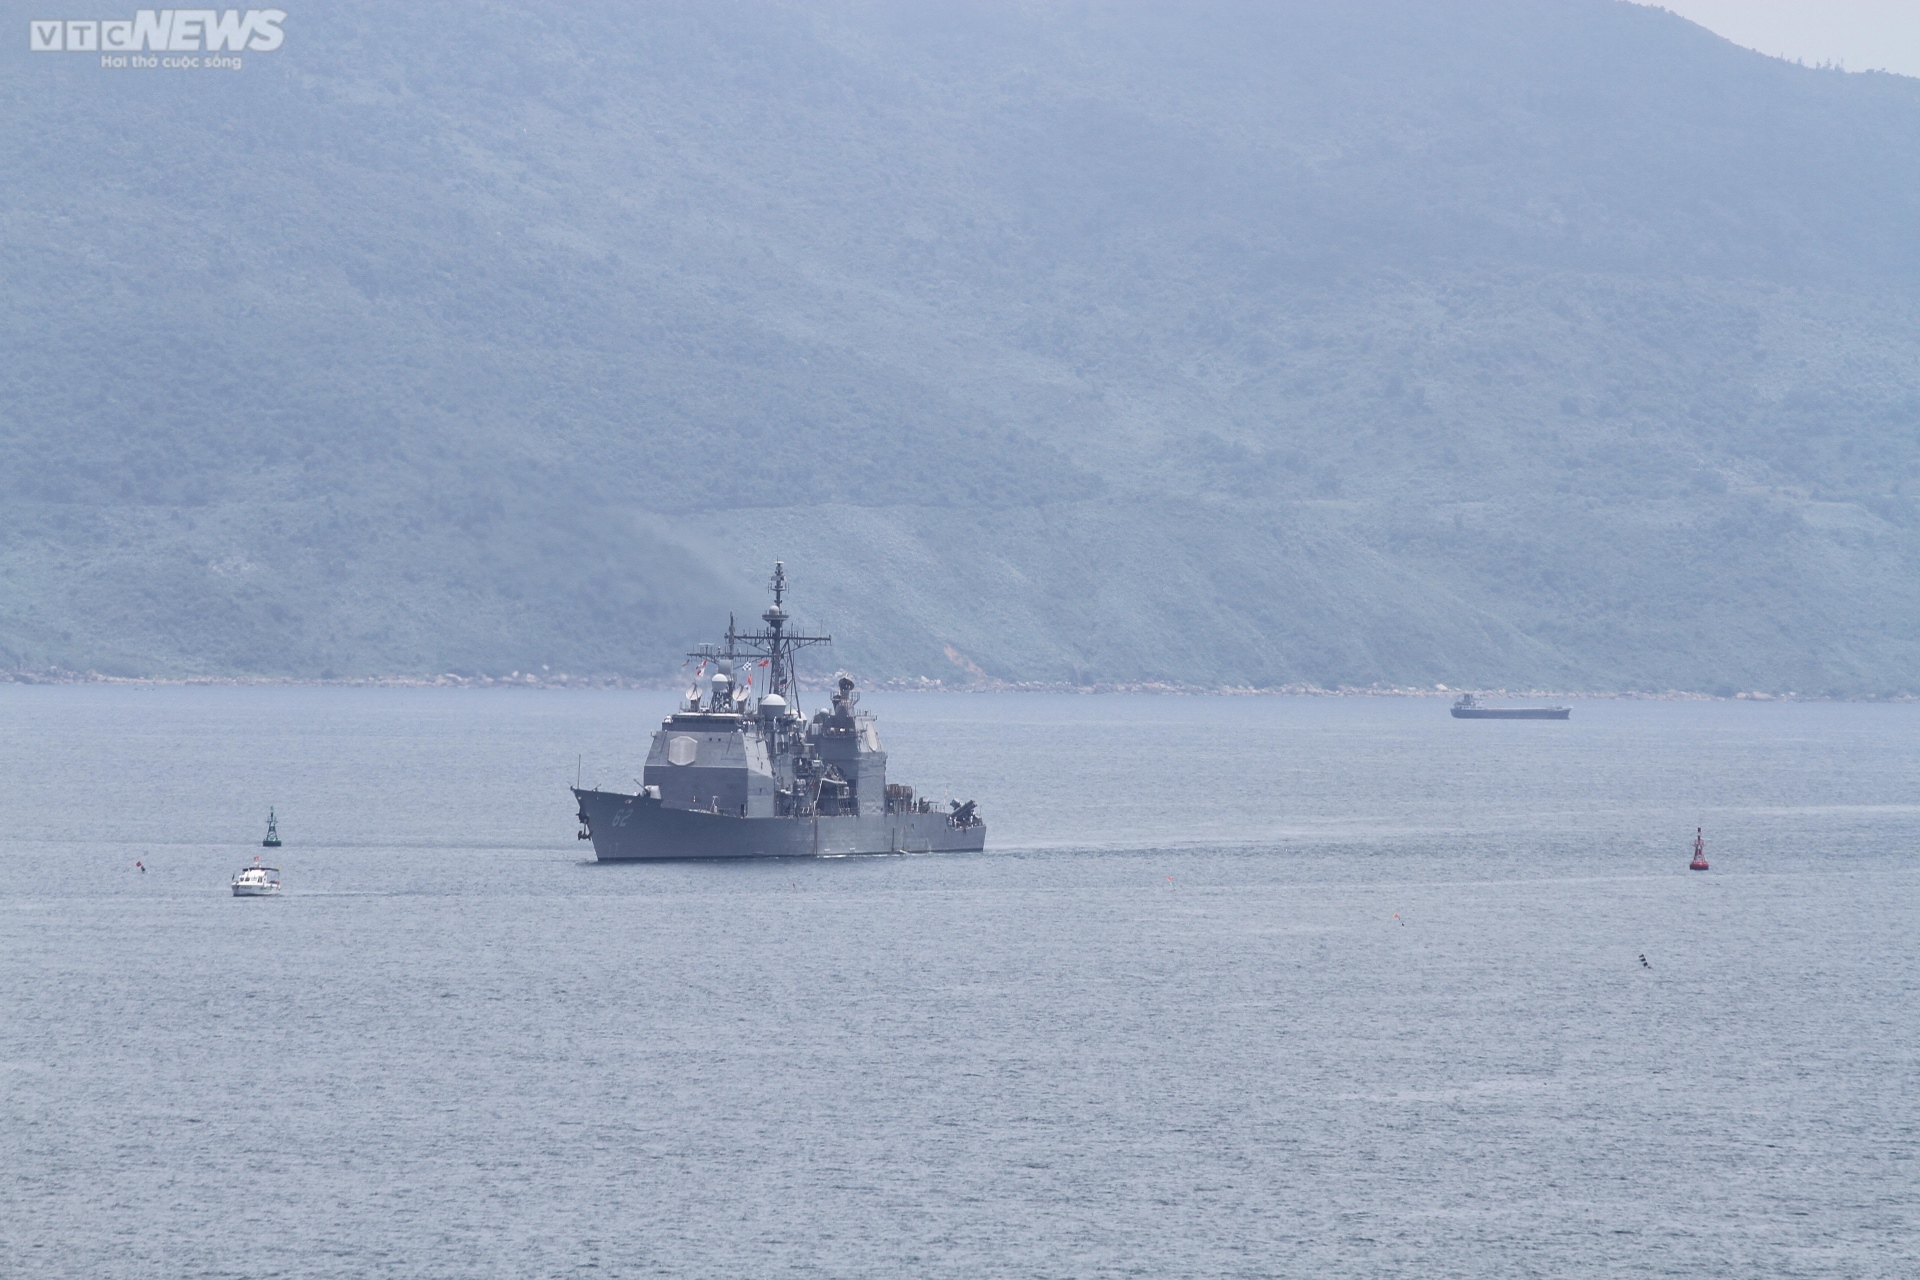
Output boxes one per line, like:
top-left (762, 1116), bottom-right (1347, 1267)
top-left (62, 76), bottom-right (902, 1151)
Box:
top-left (1450, 693), bottom-right (1570, 720)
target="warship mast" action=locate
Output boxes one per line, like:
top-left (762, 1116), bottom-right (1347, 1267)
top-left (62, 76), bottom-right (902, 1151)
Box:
top-left (705, 562), bottom-right (830, 705)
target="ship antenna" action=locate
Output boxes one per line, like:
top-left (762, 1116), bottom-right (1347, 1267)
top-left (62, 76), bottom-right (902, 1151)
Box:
top-left (766, 563), bottom-right (786, 699)
top-left (740, 560), bottom-right (827, 705)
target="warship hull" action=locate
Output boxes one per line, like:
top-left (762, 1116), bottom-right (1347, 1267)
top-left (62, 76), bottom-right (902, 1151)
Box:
top-left (574, 787), bottom-right (986, 860)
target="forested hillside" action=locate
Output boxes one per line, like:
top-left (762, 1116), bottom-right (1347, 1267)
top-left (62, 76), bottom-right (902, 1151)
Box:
top-left (4, 1), bottom-right (1919, 692)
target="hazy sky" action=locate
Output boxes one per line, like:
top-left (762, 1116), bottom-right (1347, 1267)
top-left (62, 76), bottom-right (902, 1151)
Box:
top-left (1647, 1), bottom-right (1920, 77)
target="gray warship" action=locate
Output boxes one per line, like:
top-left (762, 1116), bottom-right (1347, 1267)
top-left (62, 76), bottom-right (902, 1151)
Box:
top-left (572, 564), bottom-right (986, 860)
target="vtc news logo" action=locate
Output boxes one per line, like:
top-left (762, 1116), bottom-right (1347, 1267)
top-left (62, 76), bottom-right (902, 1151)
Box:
top-left (29, 10), bottom-right (286, 53)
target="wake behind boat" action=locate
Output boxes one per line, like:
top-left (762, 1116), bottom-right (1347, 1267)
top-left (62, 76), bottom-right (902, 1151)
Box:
top-left (572, 563), bottom-right (985, 861)
top-left (1450, 693), bottom-right (1571, 720)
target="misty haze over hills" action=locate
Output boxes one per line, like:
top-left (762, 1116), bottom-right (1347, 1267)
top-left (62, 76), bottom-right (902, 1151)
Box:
top-left (4, 0), bottom-right (1920, 693)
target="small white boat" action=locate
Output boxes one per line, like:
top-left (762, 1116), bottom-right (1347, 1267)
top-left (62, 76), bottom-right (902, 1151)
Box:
top-left (231, 857), bottom-right (282, 896)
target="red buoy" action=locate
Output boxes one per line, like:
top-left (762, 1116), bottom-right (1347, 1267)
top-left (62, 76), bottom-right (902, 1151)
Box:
top-left (1689, 827), bottom-right (1710, 871)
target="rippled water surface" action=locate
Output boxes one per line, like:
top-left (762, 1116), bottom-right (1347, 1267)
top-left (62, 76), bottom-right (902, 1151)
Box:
top-left (2, 686), bottom-right (1915, 1278)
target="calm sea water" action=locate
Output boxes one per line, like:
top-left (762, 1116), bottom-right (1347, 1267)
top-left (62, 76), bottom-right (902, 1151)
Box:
top-left (2, 686), bottom-right (1915, 1278)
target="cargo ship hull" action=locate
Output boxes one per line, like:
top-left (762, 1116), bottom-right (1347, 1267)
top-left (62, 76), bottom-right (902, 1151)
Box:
top-left (1450, 706), bottom-right (1571, 719)
top-left (574, 787), bottom-right (987, 860)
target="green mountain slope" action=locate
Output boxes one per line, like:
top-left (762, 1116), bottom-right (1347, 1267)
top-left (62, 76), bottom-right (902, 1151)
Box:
top-left (3, 1), bottom-right (1919, 692)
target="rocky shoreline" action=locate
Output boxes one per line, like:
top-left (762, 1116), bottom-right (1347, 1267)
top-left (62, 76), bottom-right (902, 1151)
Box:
top-left (0, 667), bottom-right (1885, 701)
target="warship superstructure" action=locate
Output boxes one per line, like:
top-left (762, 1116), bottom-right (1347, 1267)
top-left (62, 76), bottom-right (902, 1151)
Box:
top-left (572, 564), bottom-right (986, 860)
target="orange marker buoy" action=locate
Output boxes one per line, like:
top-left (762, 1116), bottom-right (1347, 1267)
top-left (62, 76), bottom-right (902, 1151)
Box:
top-left (1689, 827), bottom-right (1710, 872)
